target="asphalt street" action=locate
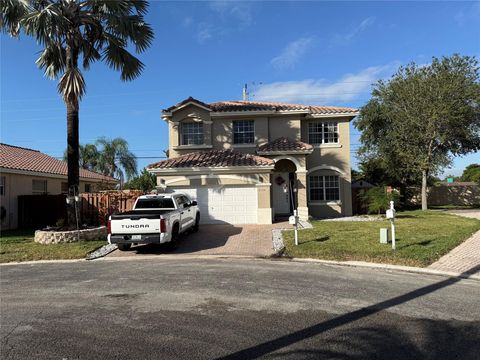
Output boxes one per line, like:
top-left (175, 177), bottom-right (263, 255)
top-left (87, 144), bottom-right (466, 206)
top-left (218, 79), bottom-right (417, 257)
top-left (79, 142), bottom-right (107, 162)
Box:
top-left (1, 258), bottom-right (479, 359)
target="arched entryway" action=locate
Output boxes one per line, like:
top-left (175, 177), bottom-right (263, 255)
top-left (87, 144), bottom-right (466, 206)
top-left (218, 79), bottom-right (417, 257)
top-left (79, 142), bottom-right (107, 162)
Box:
top-left (272, 159), bottom-right (297, 219)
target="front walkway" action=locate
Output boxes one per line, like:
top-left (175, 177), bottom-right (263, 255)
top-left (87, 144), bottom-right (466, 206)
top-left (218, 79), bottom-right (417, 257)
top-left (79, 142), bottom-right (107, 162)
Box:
top-left (107, 222), bottom-right (293, 258)
top-left (428, 210), bottom-right (480, 274)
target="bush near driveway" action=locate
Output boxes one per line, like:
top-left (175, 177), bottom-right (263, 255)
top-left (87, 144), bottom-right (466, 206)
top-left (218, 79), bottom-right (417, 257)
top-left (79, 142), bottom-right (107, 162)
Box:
top-left (282, 211), bottom-right (480, 267)
top-left (0, 229), bottom-right (105, 263)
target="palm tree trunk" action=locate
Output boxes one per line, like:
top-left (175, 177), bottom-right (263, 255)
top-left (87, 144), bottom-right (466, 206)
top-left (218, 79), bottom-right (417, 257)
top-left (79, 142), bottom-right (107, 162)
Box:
top-left (67, 102), bottom-right (80, 227)
top-left (421, 169), bottom-right (428, 211)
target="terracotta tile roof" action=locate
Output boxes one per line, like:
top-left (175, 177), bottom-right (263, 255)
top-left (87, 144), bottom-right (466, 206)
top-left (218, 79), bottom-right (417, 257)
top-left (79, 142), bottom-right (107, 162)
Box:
top-left (163, 97), bottom-right (358, 116)
top-left (208, 100), bottom-right (358, 115)
top-left (147, 149), bottom-right (274, 169)
top-left (0, 143), bottom-right (117, 182)
top-left (257, 137), bottom-right (314, 154)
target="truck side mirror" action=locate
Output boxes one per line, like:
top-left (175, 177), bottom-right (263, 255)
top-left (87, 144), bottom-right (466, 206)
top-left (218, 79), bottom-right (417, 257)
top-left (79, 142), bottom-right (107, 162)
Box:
top-left (191, 201), bottom-right (197, 206)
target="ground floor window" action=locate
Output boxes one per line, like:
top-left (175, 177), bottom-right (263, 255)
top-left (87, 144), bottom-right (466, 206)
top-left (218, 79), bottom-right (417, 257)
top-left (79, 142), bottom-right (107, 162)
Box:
top-left (84, 183), bottom-right (92, 193)
top-left (32, 179), bottom-right (48, 194)
top-left (61, 182), bottom-right (68, 194)
top-left (308, 175), bottom-right (340, 201)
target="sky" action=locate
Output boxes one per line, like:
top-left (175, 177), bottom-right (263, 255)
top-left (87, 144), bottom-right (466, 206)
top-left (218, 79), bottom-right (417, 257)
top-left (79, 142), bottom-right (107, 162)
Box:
top-left (1, 0), bottom-right (479, 177)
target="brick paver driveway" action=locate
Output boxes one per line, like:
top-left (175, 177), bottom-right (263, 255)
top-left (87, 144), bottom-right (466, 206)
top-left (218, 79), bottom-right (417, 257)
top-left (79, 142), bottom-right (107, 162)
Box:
top-left (107, 222), bottom-right (293, 258)
top-left (429, 210), bottom-right (480, 275)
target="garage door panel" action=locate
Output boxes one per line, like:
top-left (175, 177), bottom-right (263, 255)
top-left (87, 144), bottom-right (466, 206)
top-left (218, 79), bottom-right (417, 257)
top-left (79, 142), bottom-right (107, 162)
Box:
top-left (172, 186), bottom-right (257, 224)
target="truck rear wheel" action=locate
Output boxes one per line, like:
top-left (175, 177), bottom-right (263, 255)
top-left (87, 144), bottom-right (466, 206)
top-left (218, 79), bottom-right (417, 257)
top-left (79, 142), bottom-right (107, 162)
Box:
top-left (168, 224), bottom-right (179, 250)
top-left (193, 214), bottom-right (200, 233)
top-left (118, 243), bottom-right (131, 251)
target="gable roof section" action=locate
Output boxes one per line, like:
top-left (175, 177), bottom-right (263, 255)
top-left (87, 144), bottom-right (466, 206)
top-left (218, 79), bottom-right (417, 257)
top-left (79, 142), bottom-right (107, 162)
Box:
top-left (163, 96), bottom-right (212, 113)
top-left (0, 143), bottom-right (117, 182)
top-left (163, 98), bottom-right (358, 117)
top-left (147, 149), bottom-right (274, 170)
top-left (257, 137), bottom-right (314, 154)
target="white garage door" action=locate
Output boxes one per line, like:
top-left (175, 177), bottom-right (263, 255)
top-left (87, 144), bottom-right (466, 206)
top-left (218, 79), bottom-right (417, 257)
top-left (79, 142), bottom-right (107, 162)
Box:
top-left (174, 186), bottom-right (258, 224)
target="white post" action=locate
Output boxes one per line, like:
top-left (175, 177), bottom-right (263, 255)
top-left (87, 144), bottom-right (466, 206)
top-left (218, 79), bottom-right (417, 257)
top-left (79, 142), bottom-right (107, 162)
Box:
top-left (390, 201), bottom-right (396, 250)
top-left (294, 209), bottom-right (298, 246)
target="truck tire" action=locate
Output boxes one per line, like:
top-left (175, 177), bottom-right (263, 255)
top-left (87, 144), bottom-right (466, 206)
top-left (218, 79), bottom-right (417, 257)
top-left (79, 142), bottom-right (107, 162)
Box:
top-left (118, 243), bottom-right (131, 251)
top-left (168, 224), bottom-right (179, 250)
top-left (193, 214), bottom-right (200, 233)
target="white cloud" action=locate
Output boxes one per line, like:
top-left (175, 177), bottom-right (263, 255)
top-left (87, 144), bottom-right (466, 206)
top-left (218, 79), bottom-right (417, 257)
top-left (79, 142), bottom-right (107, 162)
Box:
top-left (455, 1), bottom-right (480, 25)
top-left (209, 1), bottom-right (254, 27)
top-left (271, 37), bottom-right (315, 70)
top-left (253, 63), bottom-right (398, 104)
top-left (196, 23), bottom-right (213, 44)
top-left (332, 16), bottom-right (375, 45)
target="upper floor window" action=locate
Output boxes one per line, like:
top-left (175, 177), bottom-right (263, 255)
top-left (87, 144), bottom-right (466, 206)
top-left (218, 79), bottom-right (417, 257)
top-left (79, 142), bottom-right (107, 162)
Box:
top-left (308, 121), bottom-right (339, 145)
top-left (309, 175), bottom-right (339, 201)
top-left (32, 179), bottom-right (47, 194)
top-left (181, 122), bottom-right (203, 145)
top-left (233, 120), bottom-right (255, 144)
top-left (0, 176), bottom-right (5, 196)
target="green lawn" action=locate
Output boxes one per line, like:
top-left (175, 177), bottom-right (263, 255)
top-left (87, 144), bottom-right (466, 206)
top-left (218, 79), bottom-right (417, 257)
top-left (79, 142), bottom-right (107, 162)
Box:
top-left (0, 229), bottom-right (106, 263)
top-left (283, 211), bottom-right (480, 267)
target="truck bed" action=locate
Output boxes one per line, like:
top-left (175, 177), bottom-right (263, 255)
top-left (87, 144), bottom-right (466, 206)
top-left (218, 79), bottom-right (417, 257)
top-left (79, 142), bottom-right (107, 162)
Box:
top-left (110, 209), bottom-right (175, 220)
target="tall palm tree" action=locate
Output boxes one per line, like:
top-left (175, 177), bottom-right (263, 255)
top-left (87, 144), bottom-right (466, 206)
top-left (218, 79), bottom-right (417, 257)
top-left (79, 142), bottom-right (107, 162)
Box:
top-left (1, 0), bottom-right (153, 225)
top-left (95, 137), bottom-right (137, 186)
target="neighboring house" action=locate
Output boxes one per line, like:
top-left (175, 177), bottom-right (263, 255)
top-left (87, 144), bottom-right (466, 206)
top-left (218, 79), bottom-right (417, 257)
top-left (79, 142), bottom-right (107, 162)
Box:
top-left (0, 143), bottom-right (117, 229)
top-left (147, 97), bottom-right (358, 224)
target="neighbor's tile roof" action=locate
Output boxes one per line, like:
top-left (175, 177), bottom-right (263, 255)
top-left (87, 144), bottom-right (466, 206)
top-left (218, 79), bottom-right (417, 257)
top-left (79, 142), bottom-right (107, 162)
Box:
top-left (0, 143), bottom-right (117, 182)
top-left (163, 97), bottom-right (358, 115)
top-left (257, 137), bottom-right (313, 153)
top-left (147, 149), bottom-right (274, 169)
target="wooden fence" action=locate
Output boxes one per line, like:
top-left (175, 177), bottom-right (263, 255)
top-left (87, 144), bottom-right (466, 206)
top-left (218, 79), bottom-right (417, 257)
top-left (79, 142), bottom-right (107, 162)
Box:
top-left (80, 190), bottom-right (145, 225)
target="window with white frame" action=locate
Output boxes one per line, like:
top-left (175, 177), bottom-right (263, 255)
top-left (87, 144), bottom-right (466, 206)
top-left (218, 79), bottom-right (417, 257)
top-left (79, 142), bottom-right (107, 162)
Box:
top-left (309, 175), bottom-right (340, 201)
top-left (0, 176), bottom-right (5, 196)
top-left (308, 121), bottom-right (339, 145)
top-left (32, 179), bottom-right (47, 194)
top-left (233, 120), bottom-right (255, 144)
top-left (181, 122), bottom-right (204, 145)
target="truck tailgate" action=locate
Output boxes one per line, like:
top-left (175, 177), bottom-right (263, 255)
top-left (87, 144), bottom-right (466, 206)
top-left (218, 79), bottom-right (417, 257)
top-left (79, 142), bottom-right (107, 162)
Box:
top-left (110, 214), bottom-right (161, 235)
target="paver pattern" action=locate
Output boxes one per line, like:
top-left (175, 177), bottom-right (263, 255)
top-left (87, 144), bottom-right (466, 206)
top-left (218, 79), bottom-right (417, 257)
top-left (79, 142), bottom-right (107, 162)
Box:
top-left (108, 222), bottom-right (293, 258)
top-left (429, 210), bottom-right (480, 274)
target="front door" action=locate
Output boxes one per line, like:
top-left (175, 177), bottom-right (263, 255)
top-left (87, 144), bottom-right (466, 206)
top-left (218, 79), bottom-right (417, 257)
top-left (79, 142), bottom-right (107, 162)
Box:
top-left (272, 172), bottom-right (291, 215)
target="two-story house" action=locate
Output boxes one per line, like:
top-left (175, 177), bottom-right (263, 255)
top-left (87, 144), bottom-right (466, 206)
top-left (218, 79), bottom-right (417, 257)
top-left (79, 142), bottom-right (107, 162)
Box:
top-left (147, 97), bottom-right (358, 224)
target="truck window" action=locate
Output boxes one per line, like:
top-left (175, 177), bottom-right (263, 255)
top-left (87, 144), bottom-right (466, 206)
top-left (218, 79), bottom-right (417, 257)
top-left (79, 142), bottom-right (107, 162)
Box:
top-left (135, 198), bottom-right (175, 209)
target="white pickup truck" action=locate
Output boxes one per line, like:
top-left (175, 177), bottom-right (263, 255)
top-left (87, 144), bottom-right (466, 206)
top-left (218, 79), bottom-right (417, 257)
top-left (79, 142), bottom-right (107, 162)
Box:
top-left (107, 193), bottom-right (200, 251)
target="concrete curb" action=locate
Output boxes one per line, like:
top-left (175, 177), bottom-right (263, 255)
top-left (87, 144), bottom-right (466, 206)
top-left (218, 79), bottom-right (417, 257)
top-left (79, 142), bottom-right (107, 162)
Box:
top-left (284, 257), bottom-right (480, 281)
top-left (1, 253), bottom-right (478, 281)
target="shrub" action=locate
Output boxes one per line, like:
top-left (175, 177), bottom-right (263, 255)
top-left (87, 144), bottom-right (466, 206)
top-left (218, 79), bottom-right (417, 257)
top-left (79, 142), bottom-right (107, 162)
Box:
top-left (362, 187), bottom-right (400, 214)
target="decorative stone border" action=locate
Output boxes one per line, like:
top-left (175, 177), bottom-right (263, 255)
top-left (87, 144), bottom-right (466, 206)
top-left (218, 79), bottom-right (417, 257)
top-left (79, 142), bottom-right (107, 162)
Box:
top-left (35, 226), bottom-right (107, 244)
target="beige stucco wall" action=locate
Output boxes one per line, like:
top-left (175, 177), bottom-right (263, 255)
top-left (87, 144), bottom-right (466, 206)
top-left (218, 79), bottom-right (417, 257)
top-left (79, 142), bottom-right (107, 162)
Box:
top-left (268, 115), bottom-right (301, 141)
top-left (0, 171), bottom-right (100, 230)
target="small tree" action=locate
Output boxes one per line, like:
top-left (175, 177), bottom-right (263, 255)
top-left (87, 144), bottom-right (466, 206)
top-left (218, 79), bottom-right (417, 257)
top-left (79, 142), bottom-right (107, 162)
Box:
top-left (460, 164), bottom-right (480, 183)
top-left (124, 169), bottom-right (156, 192)
top-left (356, 55), bottom-right (480, 210)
